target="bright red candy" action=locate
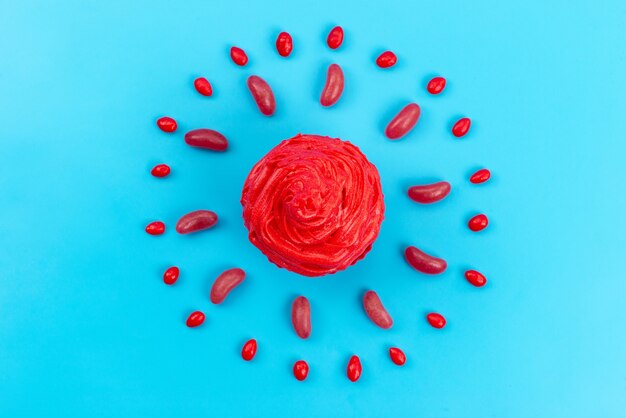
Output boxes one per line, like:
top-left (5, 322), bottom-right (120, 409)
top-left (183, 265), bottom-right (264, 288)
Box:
top-left (230, 46), bottom-right (248, 66)
top-left (347, 355), bottom-right (362, 382)
top-left (426, 312), bottom-right (446, 329)
top-left (151, 164), bottom-right (170, 178)
top-left (452, 117), bottom-right (471, 137)
top-left (276, 32), bottom-right (293, 57)
top-left (194, 77), bottom-right (213, 96)
top-left (468, 214), bottom-right (488, 232)
top-left (427, 77), bottom-right (446, 94)
top-left (465, 269), bottom-right (487, 287)
top-left (156, 117), bottom-right (177, 133)
top-left (327, 26), bottom-right (344, 49)
top-left (241, 339), bottom-right (257, 361)
top-left (145, 221), bottom-right (165, 235)
top-left (293, 360), bottom-right (309, 381)
top-left (186, 311), bottom-right (205, 327)
top-left (389, 347), bottom-right (406, 366)
top-left (163, 266), bottom-right (179, 285)
top-left (376, 51), bottom-right (397, 68)
top-left (470, 168), bottom-right (491, 184)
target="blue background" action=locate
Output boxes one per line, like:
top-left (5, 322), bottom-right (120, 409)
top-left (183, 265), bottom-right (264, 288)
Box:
top-left (1, 0), bottom-right (625, 417)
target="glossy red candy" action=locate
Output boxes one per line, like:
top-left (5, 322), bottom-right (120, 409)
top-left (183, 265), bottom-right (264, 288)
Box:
top-left (468, 214), bottom-right (488, 232)
top-left (404, 246), bottom-right (447, 274)
top-left (230, 46), bottom-right (248, 66)
top-left (465, 269), bottom-right (487, 287)
top-left (426, 312), bottom-right (446, 329)
top-left (247, 75), bottom-right (276, 116)
top-left (452, 117), bottom-right (471, 137)
top-left (184, 129), bottom-right (228, 151)
top-left (291, 296), bottom-right (311, 339)
top-left (163, 266), bottom-right (179, 285)
top-left (241, 339), bottom-right (257, 361)
top-left (194, 77), bottom-right (213, 96)
top-left (427, 77), bottom-right (446, 94)
top-left (327, 26), bottom-right (344, 49)
top-left (407, 181), bottom-right (451, 204)
top-left (210, 268), bottom-right (246, 304)
top-left (186, 311), bottom-right (205, 327)
top-left (175, 210), bottom-right (218, 234)
top-left (145, 221), bottom-right (165, 235)
top-left (347, 355), bottom-right (362, 382)
top-left (156, 117), bottom-right (177, 133)
top-left (363, 290), bottom-right (393, 329)
top-left (470, 168), bottom-right (491, 184)
top-left (389, 347), bottom-right (406, 366)
top-left (276, 32), bottom-right (293, 57)
top-left (320, 63), bottom-right (344, 107)
top-left (376, 51), bottom-right (397, 68)
top-left (151, 164), bottom-right (170, 178)
top-left (293, 360), bottom-right (309, 381)
top-left (385, 103), bottom-right (420, 139)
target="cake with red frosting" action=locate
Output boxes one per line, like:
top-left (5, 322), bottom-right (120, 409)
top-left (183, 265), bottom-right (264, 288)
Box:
top-left (241, 134), bottom-right (385, 276)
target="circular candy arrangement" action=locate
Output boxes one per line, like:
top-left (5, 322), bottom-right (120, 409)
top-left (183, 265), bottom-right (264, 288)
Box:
top-left (146, 25), bottom-right (492, 382)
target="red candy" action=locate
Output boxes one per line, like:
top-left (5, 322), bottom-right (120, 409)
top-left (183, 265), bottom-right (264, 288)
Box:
top-left (404, 246), bottom-right (447, 274)
top-left (276, 32), bottom-right (293, 57)
top-left (376, 51), bottom-right (397, 68)
top-left (389, 347), bottom-right (406, 366)
top-left (291, 296), bottom-right (311, 339)
top-left (186, 311), bottom-right (205, 327)
top-left (427, 77), bottom-right (446, 95)
top-left (145, 221), bottom-right (165, 235)
top-left (347, 355), bottom-right (362, 382)
top-left (470, 168), bottom-right (491, 184)
top-left (151, 164), bottom-right (171, 178)
top-left (426, 312), bottom-right (446, 329)
top-left (184, 129), bottom-right (228, 151)
top-left (241, 135), bottom-right (384, 277)
top-left (363, 290), bottom-right (393, 329)
top-left (326, 26), bottom-right (344, 49)
top-left (407, 181), bottom-right (451, 204)
top-left (156, 116), bottom-right (177, 133)
top-left (247, 75), bottom-right (276, 116)
top-left (194, 77), bottom-right (213, 96)
top-left (320, 63), bottom-right (344, 107)
top-left (452, 117), bottom-right (471, 137)
top-left (230, 46), bottom-right (248, 66)
top-left (163, 266), bottom-right (179, 285)
top-left (468, 214), bottom-right (488, 231)
top-left (210, 268), bottom-right (246, 304)
top-left (175, 210), bottom-right (218, 234)
top-left (293, 360), bottom-right (309, 381)
top-left (385, 103), bottom-right (420, 139)
top-left (241, 339), bottom-right (257, 361)
top-left (465, 269), bottom-right (487, 287)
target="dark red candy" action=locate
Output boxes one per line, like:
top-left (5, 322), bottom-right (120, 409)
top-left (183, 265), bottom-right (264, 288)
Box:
top-left (247, 75), bottom-right (276, 116)
top-left (407, 181), bottom-right (451, 204)
top-left (184, 129), bottom-right (228, 151)
top-left (404, 246), bottom-right (447, 274)
top-left (176, 210), bottom-right (218, 234)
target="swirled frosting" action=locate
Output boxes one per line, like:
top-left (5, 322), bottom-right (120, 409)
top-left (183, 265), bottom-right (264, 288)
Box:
top-left (241, 134), bottom-right (385, 277)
